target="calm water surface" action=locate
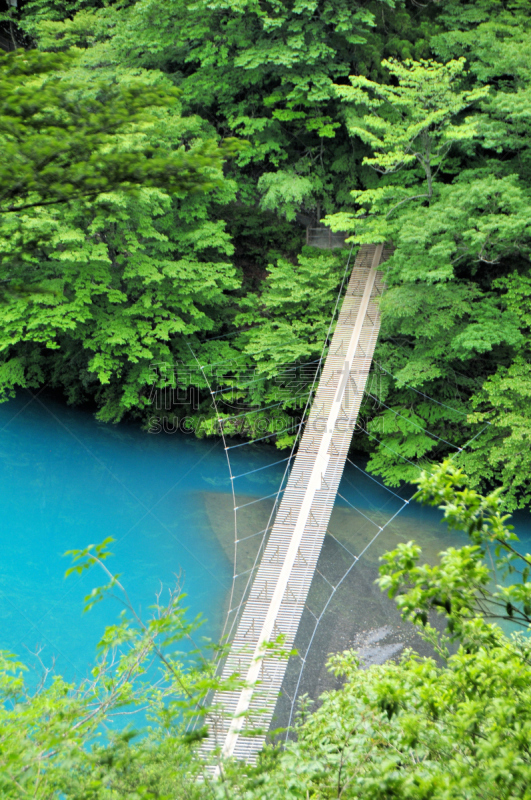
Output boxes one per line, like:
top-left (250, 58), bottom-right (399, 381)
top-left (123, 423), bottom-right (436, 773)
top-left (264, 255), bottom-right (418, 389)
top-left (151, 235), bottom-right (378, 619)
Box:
top-left (1, 391), bottom-right (530, 692)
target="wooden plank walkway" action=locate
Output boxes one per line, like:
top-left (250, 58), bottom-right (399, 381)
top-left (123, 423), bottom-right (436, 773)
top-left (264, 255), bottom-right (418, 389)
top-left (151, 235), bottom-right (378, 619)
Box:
top-left (200, 243), bottom-right (392, 767)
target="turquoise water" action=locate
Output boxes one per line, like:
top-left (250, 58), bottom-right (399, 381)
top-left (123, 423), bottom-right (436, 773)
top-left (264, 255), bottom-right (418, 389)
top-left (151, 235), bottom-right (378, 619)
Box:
top-left (1, 391), bottom-right (530, 691)
top-left (0, 392), bottom-right (236, 682)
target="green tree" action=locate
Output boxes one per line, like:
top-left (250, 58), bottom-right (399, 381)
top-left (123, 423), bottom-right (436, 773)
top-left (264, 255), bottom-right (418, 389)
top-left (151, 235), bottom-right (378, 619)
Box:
top-left (456, 260), bottom-right (531, 507)
top-left (329, 57), bottom-right (489, 246)
top-left (0, 182), bottom-right (241, 419)
top-left (0, 48), bottom-right (245, 414)
top-left (20, 0), bottom-right (438, 224)
top-left (0, 49), bottom-right (237, 213)
top-left (325, 9), bottom-right (531, 506)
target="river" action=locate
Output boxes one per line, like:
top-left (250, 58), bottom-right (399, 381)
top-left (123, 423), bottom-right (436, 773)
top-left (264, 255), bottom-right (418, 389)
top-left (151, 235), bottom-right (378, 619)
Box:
top-left (1, 390), bottom-right (530, 720)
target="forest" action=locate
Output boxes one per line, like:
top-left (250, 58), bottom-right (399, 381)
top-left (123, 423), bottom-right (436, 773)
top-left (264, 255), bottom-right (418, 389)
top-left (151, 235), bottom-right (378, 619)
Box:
top-left (1, 0), bottom-right (531, 796)
top-left (1, 0), bottom-right (530, 507)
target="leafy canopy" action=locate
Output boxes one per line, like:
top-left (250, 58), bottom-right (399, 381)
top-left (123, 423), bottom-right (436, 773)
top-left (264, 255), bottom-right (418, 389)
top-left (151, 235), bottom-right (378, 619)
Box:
top-left (0, 48), bottom-right (240, 212)
top-left (326, 8), bottom-right (531, 506)
top-left (2, 0), bottom-right (531, 510)
top-left (329, 57), bottom-right (490, 249)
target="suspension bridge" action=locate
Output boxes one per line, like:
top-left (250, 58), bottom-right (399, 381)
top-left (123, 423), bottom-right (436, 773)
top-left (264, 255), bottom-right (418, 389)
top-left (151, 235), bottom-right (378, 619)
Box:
top-left (198, 242), bottom-right (393, 766)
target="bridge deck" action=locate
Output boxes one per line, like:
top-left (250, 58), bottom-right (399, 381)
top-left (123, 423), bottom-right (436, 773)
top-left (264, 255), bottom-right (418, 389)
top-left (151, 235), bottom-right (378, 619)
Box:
top-left (201, 243), bottom-right (391, 766)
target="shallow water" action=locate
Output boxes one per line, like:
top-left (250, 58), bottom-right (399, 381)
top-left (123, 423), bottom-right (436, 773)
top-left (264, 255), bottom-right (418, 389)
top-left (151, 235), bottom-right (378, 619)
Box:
top-left (1, 391), bottom-right (530, 704)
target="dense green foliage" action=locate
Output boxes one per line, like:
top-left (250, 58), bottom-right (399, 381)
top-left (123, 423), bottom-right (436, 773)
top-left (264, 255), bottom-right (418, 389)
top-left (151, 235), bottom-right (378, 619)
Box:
top-left (0, 0), bottom-right (530, 508)
top-left (3, 464), bottom-right (531, 798)
top-left (327, 11), bottom-right (531, 507)
top-left (0, 49), bottom-right (237, 213)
